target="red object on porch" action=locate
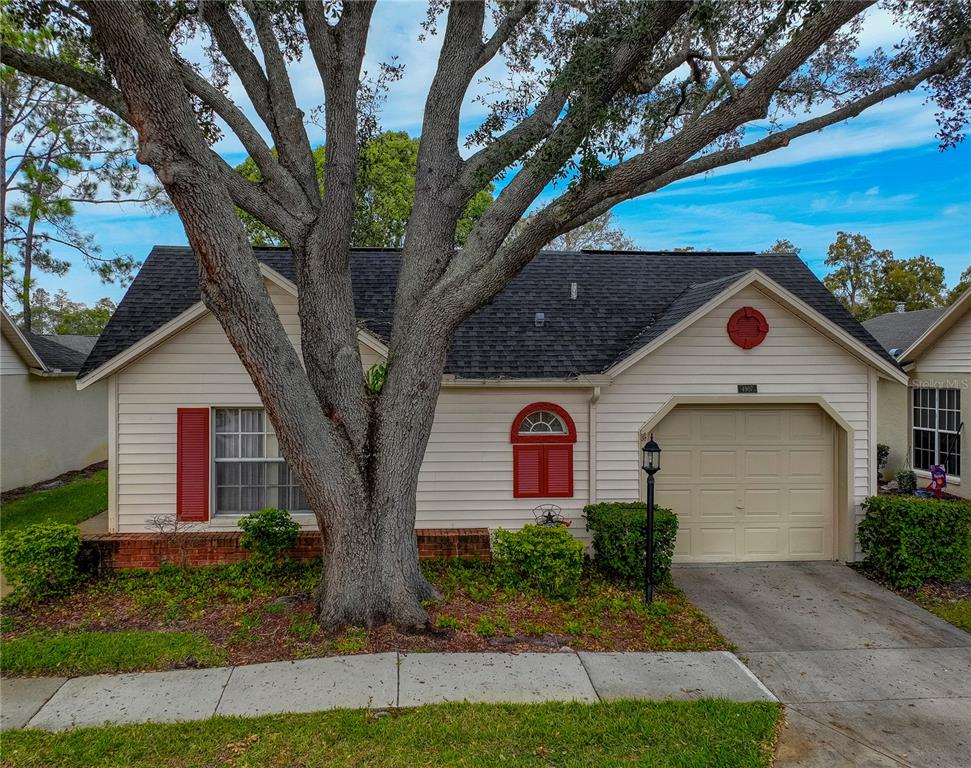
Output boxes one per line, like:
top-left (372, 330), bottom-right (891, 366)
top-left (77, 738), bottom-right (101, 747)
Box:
top-left (727, 306), bottom-right (769, 349)
top-left (176, 408), bottom-right (210, 521)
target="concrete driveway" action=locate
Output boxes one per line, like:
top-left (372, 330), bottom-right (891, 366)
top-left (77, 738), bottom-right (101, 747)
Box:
top-left (675, 562), bottom-right (971, 768)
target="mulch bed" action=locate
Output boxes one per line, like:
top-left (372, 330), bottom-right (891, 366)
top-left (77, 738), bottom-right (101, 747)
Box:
top-left (1, 561), bottom-right (728, 670)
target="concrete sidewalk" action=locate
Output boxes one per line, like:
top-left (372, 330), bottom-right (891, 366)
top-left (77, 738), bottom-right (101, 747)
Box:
top-left (1, 650), bottom-right (775, 732)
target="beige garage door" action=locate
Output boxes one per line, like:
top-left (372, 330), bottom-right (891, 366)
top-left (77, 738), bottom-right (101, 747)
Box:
top-left (647, 406), bottom-right (835, 562)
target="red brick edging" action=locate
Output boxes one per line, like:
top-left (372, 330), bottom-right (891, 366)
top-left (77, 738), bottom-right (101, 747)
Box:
top-left (79, 528), bottom-right (491, 571)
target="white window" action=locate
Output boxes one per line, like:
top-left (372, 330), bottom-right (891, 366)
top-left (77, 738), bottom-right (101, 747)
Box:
top-left (912, 388), bottom-right (961, 477)
top-left (213, 408), bottom-right (307, 514)
top-left (518, 410), bottom-right (567, 434)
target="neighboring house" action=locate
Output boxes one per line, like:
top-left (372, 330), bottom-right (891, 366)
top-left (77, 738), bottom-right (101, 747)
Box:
top-left (1, 307), bottom-right (108, 491)
top-left (863, 291), bottom-right (971, 499)
top-left (77, 246), bottom-right (907, 563)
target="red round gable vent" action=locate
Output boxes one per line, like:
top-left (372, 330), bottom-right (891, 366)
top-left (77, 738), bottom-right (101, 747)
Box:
top-left (727, 306), bottom-right (769, 349)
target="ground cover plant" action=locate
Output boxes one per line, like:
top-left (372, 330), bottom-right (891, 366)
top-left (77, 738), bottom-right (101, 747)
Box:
top-left (0, 699), bottom-right (782, 767)
top-left (0, 469), bottom-right (107, 534)
top-left (0, 557), bottom-right (727, 676)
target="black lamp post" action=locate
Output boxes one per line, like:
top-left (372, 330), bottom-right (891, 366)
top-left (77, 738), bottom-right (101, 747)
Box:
top-left (641, 433), bottom-right (662, 604)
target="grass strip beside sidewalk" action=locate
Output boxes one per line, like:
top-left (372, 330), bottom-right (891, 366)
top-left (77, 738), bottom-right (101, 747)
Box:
top-left (0, 699), bottom-right (782, 768)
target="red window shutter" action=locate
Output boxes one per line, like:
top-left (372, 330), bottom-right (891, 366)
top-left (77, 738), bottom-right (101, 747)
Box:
top-left (514, 445), bottom-right (543, 498)
top-left (545, 445), bottom-right (573, 497)
top-left (177, 408), bottom-right (210, 521)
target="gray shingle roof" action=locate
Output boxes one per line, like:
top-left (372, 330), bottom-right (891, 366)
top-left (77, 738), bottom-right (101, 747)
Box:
top-left (25, 333), bottom-right (97, 373)
top-left (862, 308), bottom-right (947, 354)
top-left (79, 246), bottom-right (898, 379)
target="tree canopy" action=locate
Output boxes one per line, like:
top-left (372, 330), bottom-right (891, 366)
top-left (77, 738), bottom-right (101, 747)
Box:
top-left (1, 24), bottom-right (160, 328)
top-left (16, 287), bottom-right (115, 334)
top-left (821, 231), bottom-right (952, 319)
top-left (5, 0), bottom-right (969, 630)
top-left (236, 131), bottom-right (494, 248)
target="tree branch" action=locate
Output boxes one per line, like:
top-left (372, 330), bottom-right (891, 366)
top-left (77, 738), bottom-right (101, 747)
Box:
top-left (0, 44), bottom-right (130, 122)
top-left (476, 0), bottom-right (537, 69)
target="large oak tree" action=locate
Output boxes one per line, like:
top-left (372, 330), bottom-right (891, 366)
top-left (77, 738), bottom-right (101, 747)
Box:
top-left (4, 0), bottom-right (968, 630)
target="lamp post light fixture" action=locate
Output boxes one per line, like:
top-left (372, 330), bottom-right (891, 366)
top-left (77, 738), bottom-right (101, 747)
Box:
top-left (641, 434), bottom-right (662, 604)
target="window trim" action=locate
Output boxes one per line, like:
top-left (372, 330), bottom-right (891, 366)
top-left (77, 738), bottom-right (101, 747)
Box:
top-left (510, 402), bottom-right (577, 444)
top-left (911, 387), bottom-right (962, 479)
top-left (210, 406), bottom-right (309, 515)
top-left (511, 402), bottom-right (577, 498)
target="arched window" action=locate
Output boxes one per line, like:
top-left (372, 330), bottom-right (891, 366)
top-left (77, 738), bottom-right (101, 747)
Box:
top-left (510, 403), bottom-right (577, 498)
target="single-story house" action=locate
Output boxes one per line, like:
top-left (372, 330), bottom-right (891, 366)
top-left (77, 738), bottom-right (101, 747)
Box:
top-left (1, 307), bottom-right (107, 491)
top-left (863, 290), bottom-right (970, 499)
top-left (77, 246), bottom-right (908, 563)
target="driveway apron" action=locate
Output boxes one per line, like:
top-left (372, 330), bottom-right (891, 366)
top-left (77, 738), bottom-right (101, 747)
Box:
top-left (675, 562), bottom-right (971, 768)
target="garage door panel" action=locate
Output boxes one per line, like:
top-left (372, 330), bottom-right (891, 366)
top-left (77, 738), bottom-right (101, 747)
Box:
top-left (743, 489), bottom-right (782, 517)
top-left (789, 527), bottom-right (826, 557)
top-left (790, 449), bottom-right (828, 478)
top-left (744, 449), bottom-right (783, 479)
top-left (700, 527), bottom-right (737, 556)
top-left (662, 449), bottom-right (693, 480)
top-left (698, 488), bottom-right (736, 518)
top-left (743, 411), bottom-right (783, 440)
top-left (791, 410), bottom-right (828, 440)
top-left (790, 488), bottom-right (828, 517)
top-left (744, 528), bottom-right (782, 556)
top-left (699, 450), bottom-right (736, 478)
top-left (652, 406), bottom-right (835, 563)
top-left (700, 411), bottom-right (736, 440)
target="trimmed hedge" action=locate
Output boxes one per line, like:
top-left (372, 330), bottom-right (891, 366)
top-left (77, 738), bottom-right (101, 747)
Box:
top-left (0, 523), bottom-right (81, 602)
top-left (491, 525), bottom-right (585, 600)
top-left (584, 502), bottom-right (678, 586)
top-left (858, 495), bottom-right (971, 588)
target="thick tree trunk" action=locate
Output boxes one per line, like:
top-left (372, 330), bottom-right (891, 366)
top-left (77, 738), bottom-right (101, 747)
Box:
top-left (316, 484), bottom-right (440, 631)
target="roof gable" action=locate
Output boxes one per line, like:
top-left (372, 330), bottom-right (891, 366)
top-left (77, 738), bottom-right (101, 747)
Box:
top-left (1, 307), bottom-right (46, 370)
top-left (606, 269), bottom-right (907, 383)
top-left (900, 287), bottom-right (971, 364)
top-left (79, 246), bottom-right (900, 382)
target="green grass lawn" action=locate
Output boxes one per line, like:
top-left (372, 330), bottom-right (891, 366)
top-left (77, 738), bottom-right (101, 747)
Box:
top-left (0, 700), bottom-right (781, 768)
top-left (0, 630), bottom-right (225, 676)
top-left (0, 470), bottom-right (108, 534)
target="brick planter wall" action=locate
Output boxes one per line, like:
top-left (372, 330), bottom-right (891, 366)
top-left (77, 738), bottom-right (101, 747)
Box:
top-left (79, 528), bottom-right (491, 572)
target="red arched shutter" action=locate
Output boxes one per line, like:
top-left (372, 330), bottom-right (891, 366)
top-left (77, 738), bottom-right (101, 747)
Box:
top-left (513, 445), bottom-right (543, 498)
top-left (545, 445), bottom-right (573, 496)
top-left (177, 408), bottom-right (210, 521)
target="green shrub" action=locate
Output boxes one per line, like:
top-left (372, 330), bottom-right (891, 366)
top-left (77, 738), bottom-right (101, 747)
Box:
top-left (0, 523), bottom-right (81, 602)
top-left (877, 444), bottom-right (890, 479)
top-left (584, 502), bottom-right (678, 587)
top-left (238, 508), bottom-right (300, 563)
top-left (896, 469), bottom-right (917, 495)
top-left (491, 525), bottom-right (585, 600)
top-left (858, 495), bottom-right (971, 588)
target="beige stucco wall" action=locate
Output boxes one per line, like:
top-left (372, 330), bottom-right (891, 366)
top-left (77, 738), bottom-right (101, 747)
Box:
top-left (0, 368), bottom-right (108, 491)
top-left (876, 377), bottom-right (908, 478)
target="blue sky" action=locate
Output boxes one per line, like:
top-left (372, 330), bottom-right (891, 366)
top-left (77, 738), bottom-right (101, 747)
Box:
top-left (40, 5), bottom-right (971, 306)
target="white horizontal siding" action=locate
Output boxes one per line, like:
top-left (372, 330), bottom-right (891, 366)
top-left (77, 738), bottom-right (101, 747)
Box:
top-left (597, 285), bottom-right (872, 552)
top-left (916, 308), bottom-right (971, 373)
top-left (1, 334), bottom-right (28, 375)
top-left (114, 279), bottom-right (589, 534)
top-left (114, 280), bottom-right (383, 532)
